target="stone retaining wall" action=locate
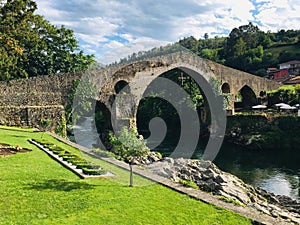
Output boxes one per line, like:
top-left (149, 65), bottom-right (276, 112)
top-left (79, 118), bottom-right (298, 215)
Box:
top-left (0, 72), bottom-right (82, 107)
top-left (0, 105), bottom-right (65, 130)
top-left (0, 72), bottom-right (82, 130)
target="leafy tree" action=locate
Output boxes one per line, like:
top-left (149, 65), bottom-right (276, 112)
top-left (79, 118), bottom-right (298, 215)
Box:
top-left (178, 36), bottom-right (199, 55)
top-left (109, 127), bottom-right (149, 187)
top-left (0, 0), bottom-right (96, 80)
top-left (267, 85), bottom-right (300, 106)
top-left (228, 22), bottom-right (260, 49)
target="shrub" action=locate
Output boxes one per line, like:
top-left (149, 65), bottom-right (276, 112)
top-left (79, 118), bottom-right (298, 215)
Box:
top-left (32, 139), bottom-right (106, 176)
top-left (179, 179), bottom-right (199, 190)
top-left (76, 163), bottom-right (89, 169)
top-left (68, 158), bottom-right (87, 165)
top-left (109, 127), bottom-right (149, 186)
top-left (82, 167), bottom-right (106, 175)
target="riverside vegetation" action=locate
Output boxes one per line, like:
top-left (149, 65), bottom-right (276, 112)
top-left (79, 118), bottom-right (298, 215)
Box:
top-left (0, 126), bottom-right (253, 225)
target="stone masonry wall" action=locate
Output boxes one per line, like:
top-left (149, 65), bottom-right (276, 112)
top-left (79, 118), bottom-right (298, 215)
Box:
top-left (0, 72), bottom-right (83, 107)
top-left (0, 72), bottom-right (82, 129)
top-left (0, 106), bottom-right (65, 129)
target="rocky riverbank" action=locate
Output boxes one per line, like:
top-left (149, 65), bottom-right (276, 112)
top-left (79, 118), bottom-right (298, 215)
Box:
top-left (143, 157), bottom-right (300, 224)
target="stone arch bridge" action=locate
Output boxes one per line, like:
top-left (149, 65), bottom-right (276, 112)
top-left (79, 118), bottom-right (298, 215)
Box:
top-left (0, 52), bottom-right (279, 130)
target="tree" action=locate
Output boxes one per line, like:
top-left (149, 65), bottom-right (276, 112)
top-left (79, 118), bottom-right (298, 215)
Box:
top-left (109, 127), bottom-right (149, 187)
top-left (178, 36), bottom-right (199, 55)
top-left (0, 0), bottom-right (96, 80)
top-left (225, 22), bottom-right (260, 59)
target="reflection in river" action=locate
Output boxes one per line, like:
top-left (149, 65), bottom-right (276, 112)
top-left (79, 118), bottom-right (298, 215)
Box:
top-left (214, 143), bottom-right (299, 201)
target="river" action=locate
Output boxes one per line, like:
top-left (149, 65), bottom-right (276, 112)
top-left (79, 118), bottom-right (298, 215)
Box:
top-left (70, 117), bottom-right (299, 201)
top-left (156, 139), bottom-right (300, 201)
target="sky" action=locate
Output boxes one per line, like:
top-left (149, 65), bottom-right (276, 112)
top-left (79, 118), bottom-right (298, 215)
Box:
top-left (35, 0), bottom-right (300, 64)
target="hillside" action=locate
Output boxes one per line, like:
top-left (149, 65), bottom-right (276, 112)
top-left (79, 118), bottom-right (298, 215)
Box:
top-left (178, 23), bottom-right (300, 77)
top-left (120, 23), bottom-right (300, 77)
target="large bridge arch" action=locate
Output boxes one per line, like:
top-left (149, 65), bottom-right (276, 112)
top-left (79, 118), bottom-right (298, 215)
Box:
top-left (98, 59), bottom-right (218, 129)
top-left (99, 61), bottom-right (227, 159)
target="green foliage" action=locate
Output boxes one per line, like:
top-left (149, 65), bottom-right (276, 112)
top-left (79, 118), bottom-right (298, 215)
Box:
top-left (267, 85), bottom-right (300, 106)
top-left (223, 93), bottom-right (232, 109)
top-left (176, 23), bottom-right (300, 76)
top-left (40, 118), bottom-right (52, 132)
top-left (109, 127), bottom-right (149, 164)
top-left (33, 138), bottom-right (106, 175)
top-left (55, 116), bottom-right (67, 138)
top-left (227, 115), bottom-right (268, 134)
top-left (116, 43), bottom-right (185, 65)
top-left (81, 167), bottom-right (106, 175)
top-left (219, 196), bottom-right (246, 207)
top-left (226, 115), bottom-right (300, 150)
top-left (0, 0), bottom-right (95, 80)
top-left (209, 77), bottom-right (222, 96)
top-left (179, 179), bottom-right (199, 190)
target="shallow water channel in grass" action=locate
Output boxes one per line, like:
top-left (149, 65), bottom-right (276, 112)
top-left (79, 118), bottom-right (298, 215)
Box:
top-left (70, 117), bottom-right (299, 201)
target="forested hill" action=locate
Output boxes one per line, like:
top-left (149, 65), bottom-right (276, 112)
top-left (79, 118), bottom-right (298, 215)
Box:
top-left (178, 23), bottom-right (300, 77)
top-left (120, 23), bottom-right (300, 77)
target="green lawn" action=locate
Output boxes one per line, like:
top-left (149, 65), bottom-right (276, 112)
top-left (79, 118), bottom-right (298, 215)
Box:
top-left (0, 126), bottom-right (253, 225)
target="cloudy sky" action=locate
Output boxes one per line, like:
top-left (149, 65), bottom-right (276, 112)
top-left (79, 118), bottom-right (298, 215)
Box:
top-left (35, 0), bottom-right (300, 64)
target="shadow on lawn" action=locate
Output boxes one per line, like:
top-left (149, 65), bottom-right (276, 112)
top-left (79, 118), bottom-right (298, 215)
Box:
top-left (9, 134), bottom-right (29, 138)
top-left (27, 179), bottom-right (97, 192)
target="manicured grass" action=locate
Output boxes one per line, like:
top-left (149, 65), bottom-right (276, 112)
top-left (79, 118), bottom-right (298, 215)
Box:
top-left (0, 126), bottom-right (253, 225)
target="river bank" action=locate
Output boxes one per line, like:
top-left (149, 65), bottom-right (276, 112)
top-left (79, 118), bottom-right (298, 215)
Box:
top-left (143, 156), bottom-right (300, 224)
top-left (225, 115), bottom-right (300, 150)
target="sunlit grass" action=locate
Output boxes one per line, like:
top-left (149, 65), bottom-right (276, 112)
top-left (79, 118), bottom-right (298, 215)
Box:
top-left (0, 126), bottom-right (253, 225)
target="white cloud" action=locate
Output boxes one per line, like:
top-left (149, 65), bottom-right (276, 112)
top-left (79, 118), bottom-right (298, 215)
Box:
top-left (36, 1), bottom-right (69, 21)
top-left (255, 0), bottom-right (300, 31)
top-left (34, 0), bottom-right (300, 63)
top-left (98, 38), bottom-right (171, 65)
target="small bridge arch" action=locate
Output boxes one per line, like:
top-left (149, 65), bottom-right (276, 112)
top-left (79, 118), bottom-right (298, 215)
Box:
top-left (221, 83), bottom-right (231, 94)
top-left (236, 85), bottom-right (258, 109)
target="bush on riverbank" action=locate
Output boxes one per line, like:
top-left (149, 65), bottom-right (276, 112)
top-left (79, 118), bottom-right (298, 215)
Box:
top-left (226, 115), bottom-right (300, 150)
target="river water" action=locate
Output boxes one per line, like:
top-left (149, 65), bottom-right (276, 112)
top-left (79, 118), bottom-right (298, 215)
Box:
top-left (157, 140), bottom-right (300, 201)
top-left (70, 117), bottom-right (299, 201)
